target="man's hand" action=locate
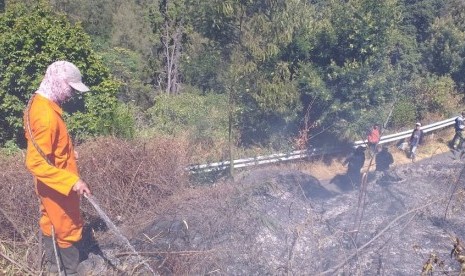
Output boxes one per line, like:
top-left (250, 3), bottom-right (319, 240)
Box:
top-left (72, 179), bottom-right (91, 196)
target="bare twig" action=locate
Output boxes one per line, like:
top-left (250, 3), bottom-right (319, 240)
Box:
top-left (352, 103), bottom-right (396, 242)
top-left (0, 205), bottom-right (27, 242)
top-left (376, 212), bottom-right (417, 253)
top-left (352, 149), bottom-right (375, 241)
top-left (115, 249), bottom-right (214, 257)
top-left (444, 163), bottom-right (465, 219)
top-left (129, 161), bottom-right (144, 187)
top-left (450, 237), bottom-right (465, 275)
top-left (295, 98), bottom-right (316, 150)
top-left (0, 243), bottom-right (36, 275)
top-left (319, 199), bottom-right (442, 275)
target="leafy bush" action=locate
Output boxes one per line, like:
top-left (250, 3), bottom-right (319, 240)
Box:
top-left (390, 98), bottom-right (417, 128)
top-left (100, 47), bottom-right (154, 109)
top-left (341, 107), bottom-right (388, 141)
top-left (64, 80), bottom-right (139, 142)
top-left (421, 75), bottom-right (458, 116)
top-left (148, 89), bottom-right (229, 143)
top-left (0, 140), bottom-right (21, 156)
top-left (0, 3), bottom-right (120, 147)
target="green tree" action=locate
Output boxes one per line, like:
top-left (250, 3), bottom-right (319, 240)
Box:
top-left (6, 0), bottom-right (464, 148)
top-left (192, 0), bottom-right (306, 145)
top-left (147, 86), bottom-right (228, 141)
top-left (43, 0), bottom-right (158, 111)
top-left (424, 17), bottom-right (465, 76)
top-left (101, 47), bottom-right (154, 108)
top-left (150, 0), bottom-right (189, 95)
top-left (181, 33), bottom-right (224, 93)
top-left (0, 3), bottom-right (121, 146)
top-left (294, 0), bottom-right (411, 140)
top-left (423, 12), bottom-right (465, 91)
top-left (111, 0), bottom-right (153, 53)
top-left (401, 0), bottom-right (444, 43)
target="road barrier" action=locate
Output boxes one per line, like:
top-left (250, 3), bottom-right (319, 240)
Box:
top-left (188, 117), bottom-right (457, 173)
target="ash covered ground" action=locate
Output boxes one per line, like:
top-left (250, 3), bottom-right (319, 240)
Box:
top-left (82, 151), bottom-right (465, 275)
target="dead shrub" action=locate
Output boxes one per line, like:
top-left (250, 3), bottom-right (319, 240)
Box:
top-left (0, 135), bottom-right (190, 273)
top-left (0, 154), bottom-right (36, 242)
top-left (78, 136), bottom-right (190, 224)
top-left (0, 153), bottom-right (40, 274)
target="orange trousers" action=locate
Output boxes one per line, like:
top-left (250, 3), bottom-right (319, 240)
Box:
top-left (36, 181), bottom-right (83, 248)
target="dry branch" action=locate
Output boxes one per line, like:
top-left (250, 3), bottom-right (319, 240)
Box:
top-left (115, 250), bottom-right (214, 257)
top-left (444, 163), bottom-right (465, 219)
top-left (0, 243), bottom-right (35, 275)
top-left (319, 198), bottom-right (443, 275)
top-left (0, 205), bottom-right (27, 242)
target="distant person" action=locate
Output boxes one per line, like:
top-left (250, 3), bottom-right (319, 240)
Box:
top-left (409, 122), bottom-right (424, 161)
top-left (367, 124), bottom-right (380, 156)
top-left (452, 111), bottom-right (465, 150)
top-left (375, 146), bottom-right (394, 172)
top-left (375, 146), bottom-right (404, 184)
top-left (344, 146), bottom-right (366, 183)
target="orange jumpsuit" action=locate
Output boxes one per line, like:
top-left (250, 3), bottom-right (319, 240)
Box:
top-left (24, 94), bottom-right (83, 248)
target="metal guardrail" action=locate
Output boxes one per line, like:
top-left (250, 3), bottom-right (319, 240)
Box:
top-left (188, 117), bottom-right (457, 173)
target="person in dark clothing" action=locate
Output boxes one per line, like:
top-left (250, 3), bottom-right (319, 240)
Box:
top-left (375, 146), bottom-right (404, 184)
top-left (375, 146), bottom-right (394, 172)
top-left (452, 111), bottom-right (465, 150)
top-left (409, 122), bottom-right (424, 161)
top-left (344, 146), bottom-right (366, 183)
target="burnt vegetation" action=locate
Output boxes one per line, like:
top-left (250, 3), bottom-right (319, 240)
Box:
top-left (1, 136), bottom-right (465, 275)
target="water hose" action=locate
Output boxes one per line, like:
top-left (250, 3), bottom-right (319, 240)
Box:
top-left (83, 194), bottom-right (157, 275)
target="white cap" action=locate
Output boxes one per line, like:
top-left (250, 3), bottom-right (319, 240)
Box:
top-left (415, 122), bottom-right (421, 126)
top-left (50, 61), bottom-right (90, 92)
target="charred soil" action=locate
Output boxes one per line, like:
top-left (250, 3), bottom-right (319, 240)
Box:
top-left (90, 149), bottom-right (465, 275)
top-left (2, 136), bottom-right (465, 275)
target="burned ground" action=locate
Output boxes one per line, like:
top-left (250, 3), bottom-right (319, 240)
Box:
top-left (84, 150), bottom-right (465, 275)
top-left (1, 136), bottom-right (465, 275)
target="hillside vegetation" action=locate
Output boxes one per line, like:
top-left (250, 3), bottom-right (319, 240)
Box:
top-left (0, 0), bottom-right (465, 157)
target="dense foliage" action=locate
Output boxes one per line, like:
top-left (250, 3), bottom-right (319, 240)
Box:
top-left (2, 0), bottom-right (465, 148)
top-left (0, 3), bottom-right (125, 146)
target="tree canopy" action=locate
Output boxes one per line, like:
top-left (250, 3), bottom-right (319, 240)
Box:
top-left (0, 3), bottom-right (121, 146)
top-left (2, 0), bottom-right (465, 148)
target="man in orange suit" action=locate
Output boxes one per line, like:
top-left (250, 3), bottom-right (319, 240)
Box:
top-left (24, 61), bottom-right (91, 275)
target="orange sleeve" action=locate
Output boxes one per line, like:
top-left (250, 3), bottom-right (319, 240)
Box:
top-left (25, 106), bottom-right (79, 196)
